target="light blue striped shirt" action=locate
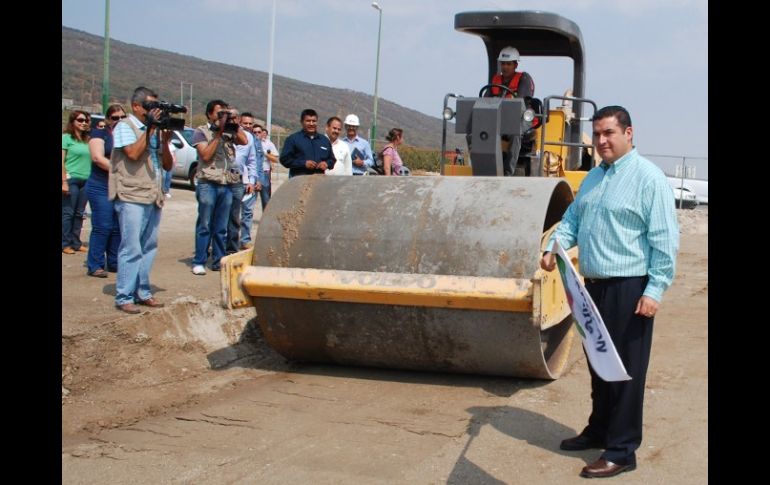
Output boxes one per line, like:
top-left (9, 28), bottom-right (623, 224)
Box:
top-left (234, 131), bottom-right (263, 184)
top-left (342, 134), bottom-right (374, 175)
top-left (112, 114), bottom-right (162, 178)
top-left (546, 148), bottom-right (679, 302)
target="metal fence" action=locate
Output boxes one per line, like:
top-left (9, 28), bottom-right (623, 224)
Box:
top-left (642, 153), bottom-right (708, 209)
top-left (641, 153), bottom-right (708, 181)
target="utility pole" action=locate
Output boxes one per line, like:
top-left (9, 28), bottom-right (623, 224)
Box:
top-left (678, 156), bottom-right (686, 209)
top-left (101, 0), bottom-right (111, 112)
top-left (370, 2), bottom-right (383, 151)
top-left (180, 82), bottom-right (193, 126)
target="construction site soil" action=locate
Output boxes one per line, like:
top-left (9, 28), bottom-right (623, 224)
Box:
top-left (62, 174), bottom-right (707, 484)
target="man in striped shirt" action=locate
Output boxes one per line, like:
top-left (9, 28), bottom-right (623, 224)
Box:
top-left (541, 105), bottom-right (679, 479)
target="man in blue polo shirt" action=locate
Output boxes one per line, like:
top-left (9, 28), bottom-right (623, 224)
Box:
top-left (540, 105), bottom-right (679, 479)
top-left (279, 109), bottom-right (335, 177)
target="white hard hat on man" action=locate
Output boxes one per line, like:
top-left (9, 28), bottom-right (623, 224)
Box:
top-left (344, 114), bottom-right (360, 126)
top-left (498, 46), bottom-right (520, 62)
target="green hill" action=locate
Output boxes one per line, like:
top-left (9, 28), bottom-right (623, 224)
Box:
top-left (62, 26), bottom-right (463, 150)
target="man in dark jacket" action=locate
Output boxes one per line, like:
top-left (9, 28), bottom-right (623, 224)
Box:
top-left (279, 109), bottom-right (335, 177)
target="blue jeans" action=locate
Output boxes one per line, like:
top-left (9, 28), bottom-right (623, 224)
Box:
top-left (114, 201), bottom-right (162, 306)
top-left (259, 170), bottom-right (271, 210)
top-left (85, 176), bottom-right (121, 273)
top-left (62, 177), bottom-right (88, 250)
top-left (193, 182), bottom-right (232, 269)
top-left (162, 168), bottom-right (172, 194)
top-left (226, 183), bottom-right (245, 253)
top-left (240, 188), bottom-right (257, 247)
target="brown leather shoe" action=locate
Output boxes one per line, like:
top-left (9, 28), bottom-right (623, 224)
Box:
top-left (62, 247), bottom-right (75, 255)
top-left (136, 297), bottom-right (164, 308)
top-left (116, 303), bottom-right (142, 314)
top-left (77, 246), bottom-right (88, 253)
top-left (87, 268), bottom-right (108, 278)
top-left (580, 458), bottom-right (636, 478)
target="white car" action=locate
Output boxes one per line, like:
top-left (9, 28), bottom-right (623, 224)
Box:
top-left (672, 186), bottom-right (698, 209)
top-left (169, 128), bottom-right (201, 188)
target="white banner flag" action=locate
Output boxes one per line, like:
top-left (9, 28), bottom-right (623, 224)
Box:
top-left (553, 241), bottom-right (631, 382)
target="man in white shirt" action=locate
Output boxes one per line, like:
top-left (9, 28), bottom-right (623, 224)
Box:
top-left (324, 116), bottom-right (352, 176)
top-left (254, 124), bottom-right (278, 210)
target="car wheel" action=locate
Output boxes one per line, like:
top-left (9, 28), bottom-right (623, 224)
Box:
top-left (188, 163), bottom-right (198, 190)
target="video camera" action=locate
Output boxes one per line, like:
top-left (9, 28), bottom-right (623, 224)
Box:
top-left (216, 110), bottom-right (240, 135)
top-left (142, 100), bottom-right (187, 130)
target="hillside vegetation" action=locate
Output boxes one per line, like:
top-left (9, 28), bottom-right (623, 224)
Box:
top-left (62, 26), bottom-right (465, 157)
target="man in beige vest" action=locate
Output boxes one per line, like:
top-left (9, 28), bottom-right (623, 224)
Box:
top-left (190, 100), bottom-right (248, 275)
top-left (110, 86), bottom-right (173, 314)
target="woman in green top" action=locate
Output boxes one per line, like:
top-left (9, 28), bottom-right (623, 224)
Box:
top-left (62, 110), bottom-right (92, 254)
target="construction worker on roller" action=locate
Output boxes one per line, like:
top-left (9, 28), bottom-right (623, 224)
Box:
top-left (487, 46), bottom-right (535, 99)
top-left (485, 46), bottom-right (536, 175)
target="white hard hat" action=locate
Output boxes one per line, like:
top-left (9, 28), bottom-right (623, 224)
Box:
top-left (344, 114), bottom-right (360, 126)
top-left (498, 46), bottom-right (520, 63)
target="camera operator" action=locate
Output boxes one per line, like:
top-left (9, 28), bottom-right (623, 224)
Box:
top-left (110, 86), bottom-right (173, 314)
top-left (190, 100), bottom-right (248, 275)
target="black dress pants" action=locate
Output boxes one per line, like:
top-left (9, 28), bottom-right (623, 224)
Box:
top-left (582, 276), bottom-right (654, 466)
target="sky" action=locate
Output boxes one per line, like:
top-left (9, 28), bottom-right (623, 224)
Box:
top-left (62, 0), bottom-right (708, 178)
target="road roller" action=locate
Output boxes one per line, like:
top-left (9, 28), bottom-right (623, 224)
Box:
top-left (222, 176), bottom-right (579, 378)
top-left (220, 11), bottom-right (600, 379)
top-left (441, 10), bottom-right (600, 190)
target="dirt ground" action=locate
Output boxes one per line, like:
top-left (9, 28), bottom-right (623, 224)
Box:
top-left (61, 174), bottom-right (707, 484)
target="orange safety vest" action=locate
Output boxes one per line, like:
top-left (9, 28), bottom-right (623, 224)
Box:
top-left (490, 72), bottom-right (523, 98)
top-left (490, 72), bottom-right (540, 128)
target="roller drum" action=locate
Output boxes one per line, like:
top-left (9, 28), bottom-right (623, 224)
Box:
top-left (253, 175), bottom-right (575, 378)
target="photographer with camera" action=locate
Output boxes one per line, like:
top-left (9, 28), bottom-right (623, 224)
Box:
top-left (109, 86), bottom-right (174, 314)
top-left (141, 99), bottom-right (187, 200)
top-left (190, 100), bottom-right (248, 275)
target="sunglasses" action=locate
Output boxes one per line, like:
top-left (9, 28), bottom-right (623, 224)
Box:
top-left (74, 118), bottom-right (89, 123)
top-left (110, 115), bottom-right (128, 121)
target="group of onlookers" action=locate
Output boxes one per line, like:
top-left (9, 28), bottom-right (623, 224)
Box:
top-left (279, 109), bottom-right (406, 178)
top-left (62, 86), bottom-right (407, 314)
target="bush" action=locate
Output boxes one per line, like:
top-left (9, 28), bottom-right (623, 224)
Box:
top-left (399, 146), bottom-right (442, 173)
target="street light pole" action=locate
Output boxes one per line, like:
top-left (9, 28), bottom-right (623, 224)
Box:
top-left (101, 0), bottom-right (110, 111)
top-left (266, 0), bottom-right (277, 137)
top-left (371, 1), bottom-right (382, 151)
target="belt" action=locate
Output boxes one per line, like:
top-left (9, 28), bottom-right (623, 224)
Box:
top-left (584, 276), bottom-right (647, 284)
